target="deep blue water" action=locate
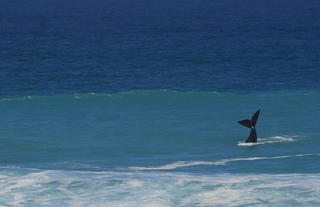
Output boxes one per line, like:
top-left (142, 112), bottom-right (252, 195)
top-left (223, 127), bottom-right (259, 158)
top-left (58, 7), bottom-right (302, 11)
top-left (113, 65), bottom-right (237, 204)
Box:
top-left (1, 0), bottom-right (320, 94)
top-left (1, 0), bottom-right (320, 206)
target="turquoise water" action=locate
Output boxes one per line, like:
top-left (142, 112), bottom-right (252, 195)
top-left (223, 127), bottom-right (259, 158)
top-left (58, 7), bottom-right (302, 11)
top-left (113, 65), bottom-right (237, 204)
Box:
top-left (1, 91), bottom-right (320, 206)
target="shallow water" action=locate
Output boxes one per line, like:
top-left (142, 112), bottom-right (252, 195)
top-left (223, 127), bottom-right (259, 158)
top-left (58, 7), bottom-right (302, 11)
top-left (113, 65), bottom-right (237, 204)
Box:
top-left (0, 91), bottom-right (320, 206)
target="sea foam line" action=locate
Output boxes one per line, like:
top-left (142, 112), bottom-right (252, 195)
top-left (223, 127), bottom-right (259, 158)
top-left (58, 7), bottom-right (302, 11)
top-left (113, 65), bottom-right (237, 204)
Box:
top-left (238, 135), bottom-right (298, 146)
top-left (128, 153), bottom-right (320, 170)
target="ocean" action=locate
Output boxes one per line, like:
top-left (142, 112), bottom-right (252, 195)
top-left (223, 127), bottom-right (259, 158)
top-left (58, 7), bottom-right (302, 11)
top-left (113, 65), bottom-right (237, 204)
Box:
top-left (1, 0), bottom-right (320, 206)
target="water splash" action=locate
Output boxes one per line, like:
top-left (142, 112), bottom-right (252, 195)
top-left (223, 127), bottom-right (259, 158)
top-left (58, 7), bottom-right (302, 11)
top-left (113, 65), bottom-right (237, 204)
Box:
top-left (238, 135), bottom-right (298, 146)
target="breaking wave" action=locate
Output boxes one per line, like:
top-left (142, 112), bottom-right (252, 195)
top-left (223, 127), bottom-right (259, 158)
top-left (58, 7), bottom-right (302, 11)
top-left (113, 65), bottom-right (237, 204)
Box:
top-left (1, 168), bottom-right (320, 207)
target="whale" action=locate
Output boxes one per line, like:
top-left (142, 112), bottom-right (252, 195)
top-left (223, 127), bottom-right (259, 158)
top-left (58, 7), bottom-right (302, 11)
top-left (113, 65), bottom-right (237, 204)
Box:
top-left (238, 109), bottom-right (260, 143)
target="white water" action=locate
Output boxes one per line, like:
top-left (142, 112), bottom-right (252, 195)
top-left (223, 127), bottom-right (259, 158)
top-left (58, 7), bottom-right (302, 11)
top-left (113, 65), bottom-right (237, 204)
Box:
top-left (0, 169), bottom-right (320, 207)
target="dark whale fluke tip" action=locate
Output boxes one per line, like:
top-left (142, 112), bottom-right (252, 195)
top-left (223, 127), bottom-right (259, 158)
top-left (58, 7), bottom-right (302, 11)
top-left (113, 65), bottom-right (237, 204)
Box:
top-left (238, 109), bottom-right (260, 143)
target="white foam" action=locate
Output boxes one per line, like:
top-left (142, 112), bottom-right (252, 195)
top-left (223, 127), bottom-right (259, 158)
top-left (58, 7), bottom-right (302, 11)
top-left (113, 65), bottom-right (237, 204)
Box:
top-left (129, 161), bottom-right (213, 170)
top-left (126, 179), bottom-right (144, 187)
top-left (238, 135), bottom-right (297, 146)
top-left (0, 96), bottom-right (33, 102)
top-left (1, 169), bottom-right (320, 207)
top-left (128, 153), bottom-right (320, 170)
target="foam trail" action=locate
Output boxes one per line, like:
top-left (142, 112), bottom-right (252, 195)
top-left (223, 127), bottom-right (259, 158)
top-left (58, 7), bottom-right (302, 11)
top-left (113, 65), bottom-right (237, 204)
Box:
top-left (129, 154), bottom-right (320, 170)
top-left (238, 135), bottom-right (297, 146)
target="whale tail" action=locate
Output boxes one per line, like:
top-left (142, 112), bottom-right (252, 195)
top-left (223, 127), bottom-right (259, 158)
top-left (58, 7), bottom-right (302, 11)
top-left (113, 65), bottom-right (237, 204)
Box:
top-left (238, 109), bottom-right (260, 143)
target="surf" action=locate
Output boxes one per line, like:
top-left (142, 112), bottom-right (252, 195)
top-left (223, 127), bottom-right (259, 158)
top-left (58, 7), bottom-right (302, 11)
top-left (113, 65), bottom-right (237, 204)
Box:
top-left (1, 167), bottom-right (320, 207)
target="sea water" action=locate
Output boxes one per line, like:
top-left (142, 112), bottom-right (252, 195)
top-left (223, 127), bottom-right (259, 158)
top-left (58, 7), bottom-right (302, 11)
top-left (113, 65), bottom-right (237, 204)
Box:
top-left (1, 0), bottom-right (320, 206)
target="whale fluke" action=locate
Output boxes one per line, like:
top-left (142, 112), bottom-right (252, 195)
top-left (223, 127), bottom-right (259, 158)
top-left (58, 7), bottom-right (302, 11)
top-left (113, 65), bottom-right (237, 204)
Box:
top-left (238, 109), bottom-right (260, 143)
